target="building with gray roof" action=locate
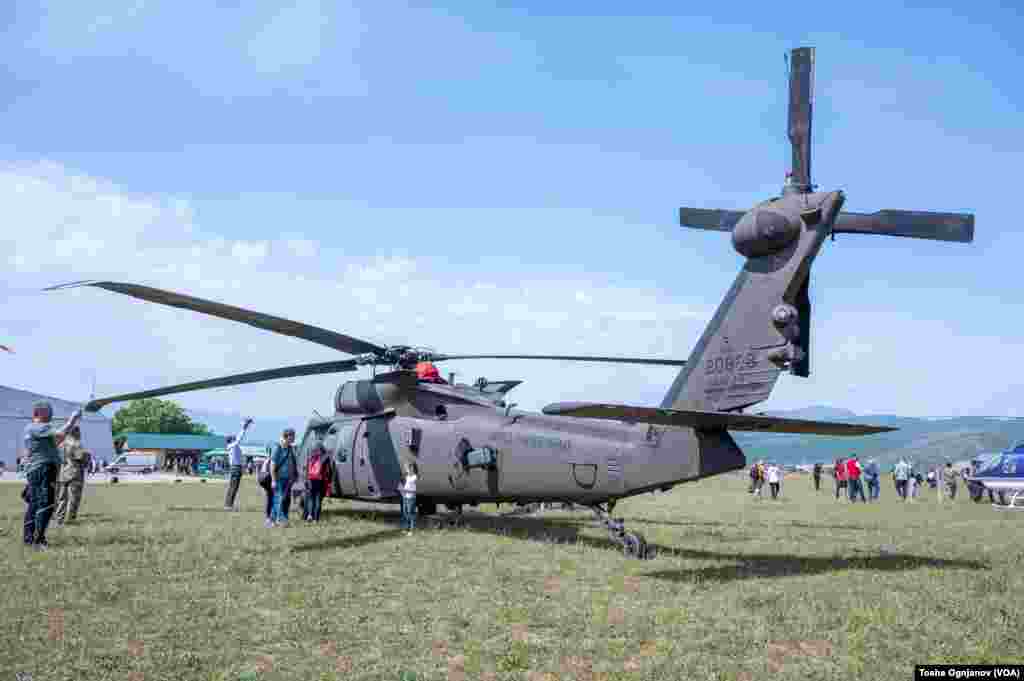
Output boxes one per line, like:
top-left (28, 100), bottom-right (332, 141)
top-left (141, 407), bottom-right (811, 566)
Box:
top-left (0, 384), bottom-right (114, 469)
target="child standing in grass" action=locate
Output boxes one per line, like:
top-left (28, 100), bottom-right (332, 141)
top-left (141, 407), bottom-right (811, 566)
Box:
top-left (401, 462), bottom-right (418, 535)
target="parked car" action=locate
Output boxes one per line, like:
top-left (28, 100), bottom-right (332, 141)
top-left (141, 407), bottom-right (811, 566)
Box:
top-left (107, 452), bottom-right (158, 474)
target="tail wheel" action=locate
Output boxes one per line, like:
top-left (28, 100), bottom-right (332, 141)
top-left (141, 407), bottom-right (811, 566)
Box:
top-left (622, 532), bottom-right (647, 559)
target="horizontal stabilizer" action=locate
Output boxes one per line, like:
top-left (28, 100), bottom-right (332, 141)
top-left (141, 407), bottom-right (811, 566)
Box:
top-left (833, 210), bottom-right (974, 243)
top-left (678, 208), bottom-right (744, 232)
top-left (542, 402), bottom-right (896, 436)
top-left (433, 354), bottom-right (686, 367)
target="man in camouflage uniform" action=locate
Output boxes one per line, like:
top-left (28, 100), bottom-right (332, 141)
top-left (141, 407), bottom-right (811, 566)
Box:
top-left (55, 426), bottom-right (89, 525)
top-left (23, 401), bottom-right (82, 548)
top-left (942, 461), bottom-right (959, 500)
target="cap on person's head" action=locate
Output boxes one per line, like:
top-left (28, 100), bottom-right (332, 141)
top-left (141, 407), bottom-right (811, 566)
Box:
top-left (32, 401), bottom-right (53, 418)
top-left (415, 361), bottom-right (441, 381)
top-left (283, 428), bottom-right (296, 438)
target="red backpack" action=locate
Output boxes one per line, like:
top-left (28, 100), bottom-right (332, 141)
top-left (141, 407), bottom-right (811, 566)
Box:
top-left (308, 451), bottom-right (324, 481)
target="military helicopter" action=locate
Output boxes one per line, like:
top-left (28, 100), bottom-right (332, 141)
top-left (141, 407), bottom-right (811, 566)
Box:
top-left (51, 47), bottom-right (973, 559)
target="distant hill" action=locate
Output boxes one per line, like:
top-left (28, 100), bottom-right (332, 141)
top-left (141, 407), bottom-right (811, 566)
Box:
top-left (734, 406), bottom-right (1024, 471)
top-left (762, 406), bottom-right (858, 421)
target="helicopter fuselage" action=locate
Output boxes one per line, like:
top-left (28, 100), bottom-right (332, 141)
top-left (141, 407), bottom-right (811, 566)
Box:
top-left (294, 373), bottom-right (745, 510)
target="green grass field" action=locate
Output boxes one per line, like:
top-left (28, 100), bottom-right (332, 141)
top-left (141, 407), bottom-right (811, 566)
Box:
top-left (2, 474), bottom-right (1022, 681)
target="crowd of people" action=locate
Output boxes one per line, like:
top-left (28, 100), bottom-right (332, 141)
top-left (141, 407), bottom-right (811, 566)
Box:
top-left (248, 425), bottom-right (418, 533)
top-left (814, 456), bottom-right (985, 503)
top-left (17, 408), bottom-right (414, 549)
top-left (747, 461), bottom-right (785, 499)
top-left (748, 454), bottom-right (998, 506)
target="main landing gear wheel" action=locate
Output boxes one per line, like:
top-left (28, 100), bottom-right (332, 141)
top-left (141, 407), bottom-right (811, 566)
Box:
top-left (416, 498), bottom-right (437, 517)
top-left (589, 503), bottom-right (655, 560)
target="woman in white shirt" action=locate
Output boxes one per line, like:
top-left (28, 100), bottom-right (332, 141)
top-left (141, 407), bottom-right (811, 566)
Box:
top-left (401, 462), bottom-right (418, 535)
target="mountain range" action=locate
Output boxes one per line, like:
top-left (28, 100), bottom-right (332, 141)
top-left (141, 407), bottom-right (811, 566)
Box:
top-left (740, 406), bottom-right (1024, 469)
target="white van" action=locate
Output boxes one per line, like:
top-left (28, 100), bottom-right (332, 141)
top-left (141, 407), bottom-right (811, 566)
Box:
top-left (107, 452), bottom-right (158, 474)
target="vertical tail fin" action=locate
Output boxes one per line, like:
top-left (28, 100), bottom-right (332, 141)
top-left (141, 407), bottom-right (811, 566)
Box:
top-left (663, 191), bottom-right (844, 412)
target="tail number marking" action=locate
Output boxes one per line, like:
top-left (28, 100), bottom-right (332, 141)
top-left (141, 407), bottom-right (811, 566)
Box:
top-left (705, 353), bottom-right (757, 374)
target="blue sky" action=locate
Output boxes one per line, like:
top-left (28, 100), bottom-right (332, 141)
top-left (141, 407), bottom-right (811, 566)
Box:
top-left (2, 1), bottom-right (1022, 421)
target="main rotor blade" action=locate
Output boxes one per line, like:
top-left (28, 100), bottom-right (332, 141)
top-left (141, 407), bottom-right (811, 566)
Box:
top-left (46, 281), bottom-right (387, 356)
top-left (83, 359), bottom-right (359, 412)
top-left (432, 354), bottom-right (687, 367)
top-left (832, 210), bottom-right (974, 243)
top-left (679, 208), bottom-right (744, 232)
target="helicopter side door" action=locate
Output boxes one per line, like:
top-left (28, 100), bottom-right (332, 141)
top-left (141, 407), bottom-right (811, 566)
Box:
top-left (353, 410), bottom-right (403, 499)
top-left (318, 420), bottom-right (358, 497)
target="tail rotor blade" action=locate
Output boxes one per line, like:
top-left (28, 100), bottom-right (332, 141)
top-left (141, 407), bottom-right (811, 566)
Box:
top-left (679, 208), bottom-right (744, 232)
top-left (833, 210), bottom-right (974, 243)
top-left (787, 47), bottom-right (814, 191)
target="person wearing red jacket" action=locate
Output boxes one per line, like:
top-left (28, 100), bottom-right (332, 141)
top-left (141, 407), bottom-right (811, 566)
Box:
top-left (833, 458), bottom-right (848, 500)
top-left (846, 455), bottom-right (866, 503)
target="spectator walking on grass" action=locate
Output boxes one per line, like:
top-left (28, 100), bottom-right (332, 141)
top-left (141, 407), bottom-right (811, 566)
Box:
top-left (846, 455), bottom-right (866, 503)
top-left (834, 458), bottom-right (847, 500)
top-left (270, 428), bottom-right (297, 527)
top-left (224, 418), bottom-right (253, 511)
top-left (812, 462), bottom-right (822, 492)
top-left (864, 458), bottom-right (881, 501)
top-left (942, 462), bottom-right (958, 501)
top-left (766, 463), bottom-right (782, 499)
top-left (893, 459), bottom-right (910, 500)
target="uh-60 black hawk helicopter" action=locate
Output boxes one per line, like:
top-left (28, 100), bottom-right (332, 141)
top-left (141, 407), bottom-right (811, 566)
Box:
top-left (52, 47), bottom-right (973, 559)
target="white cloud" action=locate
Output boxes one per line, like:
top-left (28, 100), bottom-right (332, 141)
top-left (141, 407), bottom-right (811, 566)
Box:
top-left (0, 161), bottom-right (711, 422)
top-left (2, 161), bottom-right (1010, 422)
top-left (230, 240), bottom-right (269, 266)
top-left (284, 237), bottom-right (318, 258)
